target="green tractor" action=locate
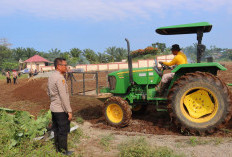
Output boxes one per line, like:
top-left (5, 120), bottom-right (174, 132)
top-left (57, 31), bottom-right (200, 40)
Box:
top-left (100, 22), bottom-right (232, 134)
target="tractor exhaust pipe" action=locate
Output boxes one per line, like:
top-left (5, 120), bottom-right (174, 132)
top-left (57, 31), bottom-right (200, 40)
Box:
top-left (125, 38), bottom-right (134, 85)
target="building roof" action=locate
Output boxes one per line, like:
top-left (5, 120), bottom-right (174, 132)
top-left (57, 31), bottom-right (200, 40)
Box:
top-left (24, 55), bottom-right (51, 63)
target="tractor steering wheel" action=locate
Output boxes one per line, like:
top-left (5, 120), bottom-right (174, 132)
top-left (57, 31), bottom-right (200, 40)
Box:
top-left (159, 62), bottom-right (172, 70)
top-left (153, 59), bottom-right (173, 77)
top-left (153, 59), bottom-right (162, 77)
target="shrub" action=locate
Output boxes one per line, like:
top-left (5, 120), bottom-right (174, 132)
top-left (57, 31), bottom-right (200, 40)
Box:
top-left (0, 110), bottom-right (51, 148)
top-left (131, 47), bottom-right (159, 58)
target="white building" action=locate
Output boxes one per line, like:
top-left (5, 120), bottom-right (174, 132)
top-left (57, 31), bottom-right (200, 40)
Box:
top-left (24, 55), bottom-right (52, 72)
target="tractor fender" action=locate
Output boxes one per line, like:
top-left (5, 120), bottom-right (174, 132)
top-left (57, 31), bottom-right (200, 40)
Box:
top-left (171, 62), bottom-right (226, 75)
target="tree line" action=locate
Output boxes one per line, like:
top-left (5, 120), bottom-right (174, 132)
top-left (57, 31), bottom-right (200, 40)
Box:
top-left (0, 45), bottom-right (128, 71)
top-left (0, 41), bottom-right (231, 71)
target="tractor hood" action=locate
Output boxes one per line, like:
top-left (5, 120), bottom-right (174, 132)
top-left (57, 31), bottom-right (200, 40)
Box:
top-left (156, 22), bottom-right (212, 35)
top-left (108, 67), bottom-right (161, 94)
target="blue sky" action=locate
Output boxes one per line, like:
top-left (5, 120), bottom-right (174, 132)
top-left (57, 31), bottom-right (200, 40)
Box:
top-left (0, 0), bottom-right (231, 53)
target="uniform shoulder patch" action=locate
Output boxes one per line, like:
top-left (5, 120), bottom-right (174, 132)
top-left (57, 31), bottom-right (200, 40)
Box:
top-left (62, 79), bottom-right (65, 85)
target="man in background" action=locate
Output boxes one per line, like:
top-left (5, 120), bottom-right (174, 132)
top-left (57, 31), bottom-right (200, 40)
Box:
top-left (29, 68), bottom-right (34, 77)
top-left (12, 70), bottom-right (18, 84)
top-left (6, 71), bottom-right (11, 84)
top-left (47, 58), bottom-right (73, 155)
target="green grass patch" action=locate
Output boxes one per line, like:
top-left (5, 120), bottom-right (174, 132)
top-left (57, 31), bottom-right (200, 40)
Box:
top-left (0, 74), bottom-right (29, 80)
top-left (68, 128), bottom-right (83, 149)
top-left (19, 74), bottom-right (30, 79)
top-left (188, 137), bottom-right (198, 146)
top-left (187, 137), bottom-right (225, 146)
top-left (213, 138), bottom-right (224, 145)
top-left (176, 137), bottom-right (225, 148)
top-left (220, 128), bottom-right (232, 134)
top-left (70, 122), bottom-right (76, 128)
top-left (99, 134), bottom-right (114, 151)
top-left (118, 137), bottom-right (185, 157)
top-left (188, 137), bottom-right (209, 146)
top-left (0, 74), bottom-right (6, 80)
top-left (75, 116), bottom-right (84, 124)
top-left (0, 139), bottom-right (62, 157)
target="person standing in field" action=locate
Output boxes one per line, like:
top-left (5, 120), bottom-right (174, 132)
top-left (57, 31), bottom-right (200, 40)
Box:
top-left (6, 71), bottom-right (11, 84)
top-left (47, 58), bottom-right (73, 155)
top-left (29, 68), bottom-right (34, 77)
top-left (12, 70), bottom-right (18, 84)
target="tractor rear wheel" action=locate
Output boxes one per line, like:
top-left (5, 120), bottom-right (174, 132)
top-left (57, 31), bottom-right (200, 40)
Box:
top-left (168, 72), bottom-right (232, 134)
top-left (103, 96), bottom-right (132, 127)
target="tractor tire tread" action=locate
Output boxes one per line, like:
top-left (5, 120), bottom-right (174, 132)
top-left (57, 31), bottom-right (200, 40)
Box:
top-left (103, 96), bottom-right (132, 127)
top-left (168, 72), bottom-right (232, 135)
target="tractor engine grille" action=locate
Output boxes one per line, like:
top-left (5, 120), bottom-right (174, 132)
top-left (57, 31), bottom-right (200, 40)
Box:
top-left (108, 76), bottom-right (116, 90)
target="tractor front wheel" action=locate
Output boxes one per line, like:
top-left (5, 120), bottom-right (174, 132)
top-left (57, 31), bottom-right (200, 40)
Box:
top-left (103, 96), bottom-right (132, 127)
top-left (168, 72), bottom-right (232, 134)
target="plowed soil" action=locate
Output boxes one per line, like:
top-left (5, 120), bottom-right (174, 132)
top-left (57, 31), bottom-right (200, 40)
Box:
top-left (0, 62), bottom-right (232, 137)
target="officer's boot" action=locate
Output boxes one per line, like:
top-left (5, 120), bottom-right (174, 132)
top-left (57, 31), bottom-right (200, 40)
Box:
top-left (58, 135), bottom-right (74, 156)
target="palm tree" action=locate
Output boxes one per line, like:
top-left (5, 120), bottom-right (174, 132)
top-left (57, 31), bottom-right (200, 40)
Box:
top-left (105, 46), bottom-right (127, 62)
top-left (25, 48), bottom-right (38, 58)
top-left (83, 49), bottom-right (98, 64)
top-left (12, 47), bottom-right (26, 61)
top-left (70, 48), bottom-right (82, 58)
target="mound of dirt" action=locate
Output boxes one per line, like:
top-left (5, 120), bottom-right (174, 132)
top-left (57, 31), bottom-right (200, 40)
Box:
top-left (13, 78), bottom-right (49, 103)
top-left (218, 62), bottom-right (232, 84)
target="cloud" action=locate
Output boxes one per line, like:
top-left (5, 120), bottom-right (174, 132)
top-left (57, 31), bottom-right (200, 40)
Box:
top-left (0, 0), bottom-right (231, 21)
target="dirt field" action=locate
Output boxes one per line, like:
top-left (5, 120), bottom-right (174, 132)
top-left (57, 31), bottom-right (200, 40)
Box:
top-left (0, 62), bottom-right (232, 156)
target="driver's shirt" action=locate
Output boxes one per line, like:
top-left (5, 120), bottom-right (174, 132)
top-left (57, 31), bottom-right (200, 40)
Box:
top-left (163, 51), bottom-right (187, 66)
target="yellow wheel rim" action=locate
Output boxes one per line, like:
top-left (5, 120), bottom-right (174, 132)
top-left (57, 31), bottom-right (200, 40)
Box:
top-left (180, 87), bottom-right (218, 123)
top-left (106, 103), bottom-right (123, 123)
top-left (132, 105), bottom-right (142, 111)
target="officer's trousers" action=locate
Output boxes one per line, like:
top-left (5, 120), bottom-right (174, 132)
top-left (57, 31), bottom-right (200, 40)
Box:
top-left (51, 112), bottom-right (70, 153)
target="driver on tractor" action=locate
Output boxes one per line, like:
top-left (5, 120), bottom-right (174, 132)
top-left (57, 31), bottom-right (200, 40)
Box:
top-left (158, 44), bottom-right (188, 96)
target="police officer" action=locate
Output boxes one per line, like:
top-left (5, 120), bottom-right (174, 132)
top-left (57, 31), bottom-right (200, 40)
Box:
top-left (6, 71), bottom-right (11, 84)
top-left (12, 70), bottom-right (18, 84)
top-left (47, 58), bottom-right (73, 155)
